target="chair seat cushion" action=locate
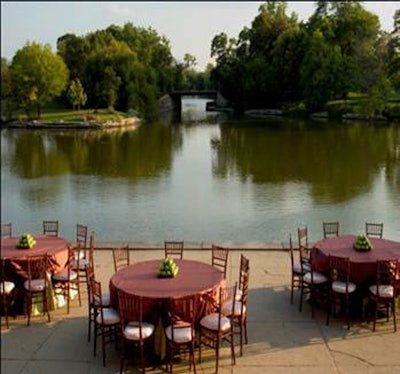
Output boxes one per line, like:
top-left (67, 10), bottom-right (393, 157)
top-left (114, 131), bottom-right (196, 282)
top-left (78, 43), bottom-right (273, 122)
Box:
top-left (52, 268), bottom-right (78, 281)
top-left (96, 308), bottom-right (120, 325)
top-left (369, 285), bottom-right (394, 298)
top-left (0, 280), bottom-right (15, 294)
top-left (221, 299), bottom-right (246, 316)
top-left (74, 249), bottom-right (86, 260)
top-left (93, 293), bottom-right (111, 307)
top-left (200, 313), bottom-right (231, 332)
top-left (303, 271), bottom-right (328, 284)
top-left (123, 321), bottom-right (155, 340)
top-left (332, 280), bottom-right (356, 294)
top-left (165, 324), bottom-right (193, 343)
top-left (24, 279), bottom-right (46, 291)
top-left (292, 262), bottom-right (303, 274)
top-left (235, 288), bottom-right (243, 301)
top-left (71, 258), bottom-right (90, 270)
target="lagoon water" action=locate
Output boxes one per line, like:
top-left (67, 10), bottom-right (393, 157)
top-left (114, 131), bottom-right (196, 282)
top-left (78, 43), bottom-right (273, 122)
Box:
top-left (1, 98), bottom-right (400, 244)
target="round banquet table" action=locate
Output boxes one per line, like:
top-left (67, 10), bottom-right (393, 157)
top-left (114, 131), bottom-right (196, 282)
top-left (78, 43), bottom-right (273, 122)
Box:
top-left (1, 235), bottom-right (70, 283)
top-left (110, 259), bottom-right (224, 320)
top-left (312, 234), bottom-right (400, 285)
top-left (110, 259), bottom-right (224, 359)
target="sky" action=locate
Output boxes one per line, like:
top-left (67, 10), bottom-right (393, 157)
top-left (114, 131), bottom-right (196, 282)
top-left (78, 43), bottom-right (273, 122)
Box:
top-left (1, 1), bottom-right (399, 70)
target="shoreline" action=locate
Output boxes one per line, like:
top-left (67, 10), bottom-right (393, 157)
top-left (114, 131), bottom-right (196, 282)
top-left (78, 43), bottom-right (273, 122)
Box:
top-left (1, 116), bottom-right (141, 130)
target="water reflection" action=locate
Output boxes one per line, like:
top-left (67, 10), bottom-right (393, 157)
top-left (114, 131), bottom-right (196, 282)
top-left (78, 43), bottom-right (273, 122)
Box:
top-left (212, 119), bottom-right (400, 203)
top-left (1, 100), bottom-right (399, 242)
top-left (4, 123), bottom-right (182, 180)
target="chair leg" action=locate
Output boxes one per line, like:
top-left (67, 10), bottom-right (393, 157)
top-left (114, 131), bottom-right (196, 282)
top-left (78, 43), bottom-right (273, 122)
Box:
top-left (290, 275), bottom-right (294, 304)
top-left (244, 317), bottom-right (248, 345)
top-left (373, 300), bottom-right (378, 332)
top-left (215, 342), bottom-right (220, 374)
top-left (26, 295), bottom-right (31, 326)
top-left (93, 323), bottom-right (98, 356)
top-left (102, 327), bottom-right (106, 367)
top-left (299, 284), bottom-right (304, 312)
top-left (230, 332), bottom-right (236, 366)
top-left (345, 295), bottom-right (351, 330)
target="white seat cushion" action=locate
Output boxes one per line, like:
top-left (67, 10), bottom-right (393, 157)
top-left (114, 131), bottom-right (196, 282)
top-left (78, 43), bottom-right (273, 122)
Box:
top-left (24, 279), bottom-right (46, 291)
top-left (52, 268), bottom-right (78, 281)
top-left (96, 308), bottom-right (120, 325)
top-left (123, 321), bottom-right (155, 340)
top-left (292, 262), bottom-right (303, 274)
top-left (221, 299), bottom-right (246, 316)
top-left (235, 288), bottom-right (243, 301)
top-left (74, 250), bottom-right (86, 260)
top-left (332, 280), bottom-right (356, 294)
top-left (71, 258), bottom-right (90, 270)
top-left (165, 324), bottom-right (193, 343)
top-left (93, 293), bottom-right (111, 307)
top-left (200, 313), bottom-right (231, 332)
top-left (0, 280), bottom-right (15, 294)
top-left (303, 271), bottom-right (328, 284)
top-left (369, 285), bottom-right (394, 298)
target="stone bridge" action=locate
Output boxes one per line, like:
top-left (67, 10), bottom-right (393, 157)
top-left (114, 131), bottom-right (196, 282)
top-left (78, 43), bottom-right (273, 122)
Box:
top-left (158, 90), bottom-right (229, 113)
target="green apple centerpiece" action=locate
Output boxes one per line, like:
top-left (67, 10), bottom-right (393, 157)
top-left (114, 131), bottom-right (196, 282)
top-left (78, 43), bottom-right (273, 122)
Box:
top-left (353, 234), bottom-right (373, 252)
top-left (158, 257), bottom-right (179, 278)
top-left (18, 233), bottom-right (36, 249)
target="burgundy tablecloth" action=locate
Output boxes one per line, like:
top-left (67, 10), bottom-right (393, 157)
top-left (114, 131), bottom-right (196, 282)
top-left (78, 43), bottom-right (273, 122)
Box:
top-left (110, 259), bottom-right (224, 322)
top-left (312, 235), bottom-right (400, 285)
top-left (1, 235), bottom-right (70, 282)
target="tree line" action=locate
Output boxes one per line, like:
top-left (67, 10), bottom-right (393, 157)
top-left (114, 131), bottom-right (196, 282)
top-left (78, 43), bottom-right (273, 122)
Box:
top-left (211, 1), bottom-right (400, 115)
top-left (1, 1), bottom-right (399, 121)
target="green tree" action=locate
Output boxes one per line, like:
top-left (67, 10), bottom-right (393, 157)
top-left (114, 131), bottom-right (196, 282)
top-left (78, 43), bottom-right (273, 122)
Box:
top-left (1, 57), bottom-right (16, 121)
top-left (10, 42), bottom-right (68, 119)
top-left (388, 9), bottom-right (400, 91)
top-left (67, 78), bottom-right (87, 111)
top-left (57, 33), bottom-right (90, 81)
top-left (300, 30), bottom-right (357, 112)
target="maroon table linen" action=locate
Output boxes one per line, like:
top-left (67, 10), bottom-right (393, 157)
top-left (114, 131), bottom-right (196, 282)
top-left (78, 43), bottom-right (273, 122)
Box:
top-left (1, 235), bottom-right (70, 281)
top-left (312, 234), bottom-right (400, 287)
top-left (110, 259), bottom-right (224, 322)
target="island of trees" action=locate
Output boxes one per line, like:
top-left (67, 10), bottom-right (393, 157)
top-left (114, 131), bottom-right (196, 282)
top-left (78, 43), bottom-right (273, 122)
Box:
top-left (1, 1), bottom-right (399, 123)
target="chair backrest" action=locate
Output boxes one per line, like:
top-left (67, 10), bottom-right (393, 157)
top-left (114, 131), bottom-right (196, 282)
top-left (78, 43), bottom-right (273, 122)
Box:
top-left (212, 244), bottom-right (229, 278)
top-left (166, 295), bottom-right (196, 341)
top-left (366, 222), bottom-right (383, 238)
top-left (26, 254), bottom-right (48, 291)
top-left (0, 258), bottom-right (8, 289)
top-left (88, 232), bottom-right (95, 266)
top-left (90, 279), bottom-right (106, 322)
top-left (112, 246), bottom-right (130, 273)
top-left (323, 222), bottom-right (339, 238)
top-left (297, 226), bottom-right (308, 249)
top-left (1, 223), bottom-right (12, 238)
top-left (238, 254), bottom-right (250, 292)
top-left (43, 220), bottom-right (59, 236)
top-left (219, 283), bottom-right (237, 327)
top-left (375, 259), bottom-right (398, 291)
top-left (84, 263), bottom-right (95, 305)
top-left (328, 255), bottom-right (350, 286)
top-left (288, 234), bottom-right (295, 269)
top-left (299, 242), bottom-right (311, 271)
top-left (240, 271), bottom-right (249, 308)
top-left (118, 290), bottom-right (145, 337)
top-left (76, 224), bottom-right (88, 248)
top-left (164, 241), bottom-right (184, 259)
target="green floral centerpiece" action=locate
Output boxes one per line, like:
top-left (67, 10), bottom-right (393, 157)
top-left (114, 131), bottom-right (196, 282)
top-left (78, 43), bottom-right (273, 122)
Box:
top-left (17, 233), bottom-right (36, 249)
top-left (158, 257), bottom-right (179, 278)
top-left (353, 234), bottom-right (373, 252)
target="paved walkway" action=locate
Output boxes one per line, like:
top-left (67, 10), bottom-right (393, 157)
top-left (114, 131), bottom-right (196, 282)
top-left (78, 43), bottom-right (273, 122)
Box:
top-left (2, 249), bottom-right (399, 374)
